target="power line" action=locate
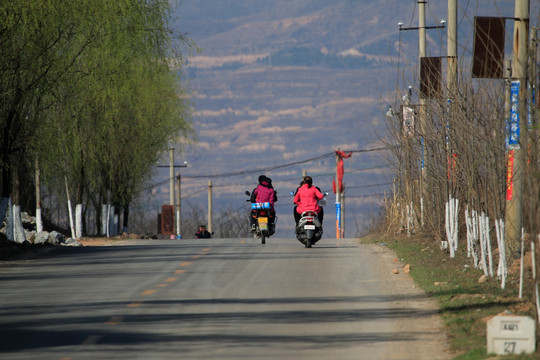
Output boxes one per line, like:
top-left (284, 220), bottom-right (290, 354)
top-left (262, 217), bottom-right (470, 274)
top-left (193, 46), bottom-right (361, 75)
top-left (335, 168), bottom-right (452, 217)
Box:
top-left (346, 182), bottom-right (393, 190)
top-left (347, 193), bottom-right (387, 198)
top-left (147, 146), bottom-right (394, 189)
top-left (182, 152), bottom-right (335, 179)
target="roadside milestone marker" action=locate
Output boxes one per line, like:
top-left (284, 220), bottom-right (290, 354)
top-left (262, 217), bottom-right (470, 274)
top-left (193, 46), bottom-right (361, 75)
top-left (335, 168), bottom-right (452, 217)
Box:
top-left (487, 315), bottom-right (535, 355)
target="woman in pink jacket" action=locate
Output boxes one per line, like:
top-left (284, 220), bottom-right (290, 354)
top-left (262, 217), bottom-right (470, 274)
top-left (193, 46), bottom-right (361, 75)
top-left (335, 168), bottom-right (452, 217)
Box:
top-left (250, 175), bottom-right (277, 231)
top-left (293, 176), bottom-right (324, 227)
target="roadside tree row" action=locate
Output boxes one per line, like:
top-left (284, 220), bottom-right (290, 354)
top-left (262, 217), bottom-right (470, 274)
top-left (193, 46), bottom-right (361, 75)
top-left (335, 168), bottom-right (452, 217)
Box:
top-left (0, 0), bottom-right (194, 239)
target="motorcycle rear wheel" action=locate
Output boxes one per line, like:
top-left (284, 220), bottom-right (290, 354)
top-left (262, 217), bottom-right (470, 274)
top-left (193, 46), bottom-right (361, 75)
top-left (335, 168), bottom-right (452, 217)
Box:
top-left (261, 233), bottom-right (266, 244)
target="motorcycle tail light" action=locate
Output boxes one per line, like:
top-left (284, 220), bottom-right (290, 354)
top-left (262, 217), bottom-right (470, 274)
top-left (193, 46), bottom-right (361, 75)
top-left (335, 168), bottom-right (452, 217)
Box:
top-left (305, 217), bottom-right (314, 222)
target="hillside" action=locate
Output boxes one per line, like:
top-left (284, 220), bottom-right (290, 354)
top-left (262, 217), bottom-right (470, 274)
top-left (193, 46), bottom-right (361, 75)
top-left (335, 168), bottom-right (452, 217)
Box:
top-left (141, 0), bottom-right (527, 237)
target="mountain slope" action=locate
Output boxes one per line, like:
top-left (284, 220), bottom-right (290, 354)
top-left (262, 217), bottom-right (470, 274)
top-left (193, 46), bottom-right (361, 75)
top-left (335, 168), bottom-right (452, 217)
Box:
top-left (154, 0), bottom-right (530, 237)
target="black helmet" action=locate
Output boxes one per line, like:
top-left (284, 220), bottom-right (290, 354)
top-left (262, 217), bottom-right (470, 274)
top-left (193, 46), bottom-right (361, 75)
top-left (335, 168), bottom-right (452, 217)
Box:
top-left (258, 175), bottom-right (267, 184)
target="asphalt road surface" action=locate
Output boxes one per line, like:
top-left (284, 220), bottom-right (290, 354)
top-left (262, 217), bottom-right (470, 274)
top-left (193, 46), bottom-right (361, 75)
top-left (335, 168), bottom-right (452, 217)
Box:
top-left (0, 237), bottom-right (451, 360)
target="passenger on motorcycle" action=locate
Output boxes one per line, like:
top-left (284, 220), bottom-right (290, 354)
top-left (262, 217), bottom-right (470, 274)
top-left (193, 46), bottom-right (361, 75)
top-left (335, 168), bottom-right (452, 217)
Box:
top-left (293, 176), bottom-right (324, 227)
top-left (250, 175), bottom-right (277, 231)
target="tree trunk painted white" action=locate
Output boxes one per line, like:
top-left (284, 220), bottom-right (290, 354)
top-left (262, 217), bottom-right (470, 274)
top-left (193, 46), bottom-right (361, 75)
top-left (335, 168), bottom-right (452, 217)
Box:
top-left (406, 201), bottom-right (416, 236)
top-left (532, 239), bottom-right (536, 280)
top-left (398, 202), bottom-right (405, 233)
top-left (495, 219), bottom-right (507, 289)
top-left (420, 197), bottom-right (424, 227)
top-left (106, 205), bottom-right (111, 238)
top-left (108, 206), bottom-right (116, 237)
top-left (112, 212), bottom-right (118, 237)
top-left (535, 283), bottom-right (540, 325)
top-left (465, 207), bottom-right (472, 258)
top-left (0, 197), bottom-right (9, 233)
top-left (485, 215), bottom-right (493, 277)
top-left (472, 210), bottom-right (479, 268)
top-left (67, 199), bottom-right (75, 239)
top-left (536, 235), bottom-right (540, 324)
top-left (445, 197), bottom-right (459, 257)
top-left (64, 176), bottom-right (75, 239)
top-left (479, 213), bottom-right (489, 276)
top-left (75, 204), bottom-right (83, 239)
top-left (5, 198), bottom-right (13, 241)
top-left (36, 208), bottom-right (43, 233)
top-left (101, 204), bottom-right (108, 236)
top-left (445, 200), bottom-right (450, 252)
top-left (12, 205), bottom-right (25, 243)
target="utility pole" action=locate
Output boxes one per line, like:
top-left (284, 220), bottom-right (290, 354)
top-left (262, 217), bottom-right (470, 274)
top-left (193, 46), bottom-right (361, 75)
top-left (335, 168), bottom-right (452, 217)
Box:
top-left (176, 173), bottom-right (181, 239)
top-left (446, 0), bottom-right (458, 197)
top-left (398, 0), bottom-right (445, 229)
top-left (335, 150), bottom-right (341, 239)
top-left (529, 28), bottom-right (538, 136)
top-left (505, 0), bottom-right (530, 257)
top-left (341, 184), bottom-right (345, 238)
top-left (35, 159), bottom-right (43, 233)
top-left (169, 147), bottom-right (175, 207)
top-left (208, 180), bottom-right (213, 234)
top-left (168, 147), bottom-right (176, 239)
top-left (418, 0), bottom-right (427, 228)
top-left (447, 0), bottom-right (457, 96)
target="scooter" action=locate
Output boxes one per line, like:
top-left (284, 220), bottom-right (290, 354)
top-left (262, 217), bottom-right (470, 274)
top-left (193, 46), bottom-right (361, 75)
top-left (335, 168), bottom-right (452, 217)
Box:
top-left (291, 192), bottom-right (327, 248)
top-left (245, 191), bottom-right (276, 244)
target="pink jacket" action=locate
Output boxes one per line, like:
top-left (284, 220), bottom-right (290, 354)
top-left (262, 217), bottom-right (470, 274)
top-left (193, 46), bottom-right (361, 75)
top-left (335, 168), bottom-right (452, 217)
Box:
top-left (294, 184), bottom-right (323, 214)
top-left (253, 182), bottom-right (275, 206)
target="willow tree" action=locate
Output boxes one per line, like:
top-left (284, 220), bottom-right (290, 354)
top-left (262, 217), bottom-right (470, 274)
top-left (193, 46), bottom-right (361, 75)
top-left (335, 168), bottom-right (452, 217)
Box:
top-left (1, 0), bottom-right (194, 237)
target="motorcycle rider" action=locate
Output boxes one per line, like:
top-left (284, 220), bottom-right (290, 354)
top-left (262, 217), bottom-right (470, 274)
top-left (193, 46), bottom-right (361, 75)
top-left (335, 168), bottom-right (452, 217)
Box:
top-left (250, 175), bottom-right (277, 232)
top-left (293, 176), bottom-right (324, 228)
top-left (195, 225), bottom-right (212, 239)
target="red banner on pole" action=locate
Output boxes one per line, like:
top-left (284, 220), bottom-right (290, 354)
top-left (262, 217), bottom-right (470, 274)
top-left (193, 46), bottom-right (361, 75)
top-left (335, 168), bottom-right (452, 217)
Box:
top-left (506, 150), bottom-right (515, 201)
top-left (333, 150), bottom-right (352, 194)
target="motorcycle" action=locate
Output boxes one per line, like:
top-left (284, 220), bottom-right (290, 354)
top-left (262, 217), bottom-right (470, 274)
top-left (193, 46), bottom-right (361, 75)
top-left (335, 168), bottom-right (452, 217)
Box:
top-left (245, 191), bottom-right (276, 244)
top-left (291, 191), bottom-right (327, 248)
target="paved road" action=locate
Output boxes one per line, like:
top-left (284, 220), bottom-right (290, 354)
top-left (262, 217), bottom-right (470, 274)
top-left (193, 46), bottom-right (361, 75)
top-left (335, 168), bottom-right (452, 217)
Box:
top-left (0, 237), bottom-right (451, 360)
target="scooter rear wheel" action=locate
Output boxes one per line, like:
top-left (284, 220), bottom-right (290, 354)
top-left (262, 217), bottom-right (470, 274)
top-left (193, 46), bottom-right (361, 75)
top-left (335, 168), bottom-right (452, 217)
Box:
top-left (261, 233), bottom-right (266, 244)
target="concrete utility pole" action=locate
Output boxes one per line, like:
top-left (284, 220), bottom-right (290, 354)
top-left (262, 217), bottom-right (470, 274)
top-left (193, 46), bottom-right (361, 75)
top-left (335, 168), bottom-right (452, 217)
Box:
top-left (446, 0), bottom-right (458, 198)
top-left (335, 150), bottom-right (341, 239)
top-left (176, 173), bottom-right (181, 238)
top-left (505, 0), bottom-right (530, 257)
top-left (208, 180), bottom-right (213, 234)
top-left (529, 28), bottom-right (538, 132)
top-left (169, 147), bottom-right (175, 207)
top-left (447, 0), bottom-right (457, 96)
top-left (35, 159), bottom-right (43, 233)
top-left (505, 59), bottom-right (512, 146)
top-left (168, 147), bottom-right (176, 239)
top-left (341, 184), bottom-right (345, 238)
top-left (418, 0), bottom-right (427, 227)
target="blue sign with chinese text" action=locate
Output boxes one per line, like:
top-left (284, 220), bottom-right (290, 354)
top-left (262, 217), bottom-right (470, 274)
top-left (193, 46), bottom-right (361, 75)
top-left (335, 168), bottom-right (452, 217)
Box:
top-left (507, 81), bottom-right (520, 149)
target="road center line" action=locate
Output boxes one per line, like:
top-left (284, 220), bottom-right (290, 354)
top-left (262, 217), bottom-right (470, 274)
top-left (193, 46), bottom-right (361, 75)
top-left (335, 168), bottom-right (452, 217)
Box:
top-left (179, 261), bottom-right (193, 267)
top-left (104, 316), bottom-right (123, 325)
top-left (142, 289), bottom-right (156, 295)
top-left (175, 269), bottom-right (186, 274)
top-left (81, 335), bottom-right (102, 345)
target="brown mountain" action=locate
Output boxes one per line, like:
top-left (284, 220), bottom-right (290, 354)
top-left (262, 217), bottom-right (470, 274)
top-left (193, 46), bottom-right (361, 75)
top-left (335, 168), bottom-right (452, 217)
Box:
top-left (162, 0), bottom-right (523, 237)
